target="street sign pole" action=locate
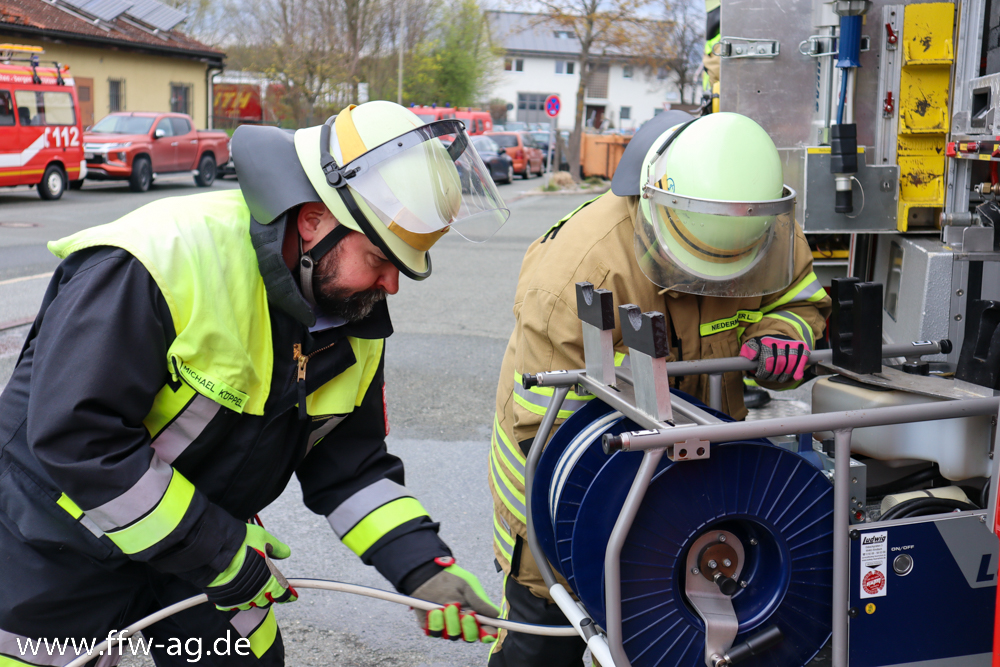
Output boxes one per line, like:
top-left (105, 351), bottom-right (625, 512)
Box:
top-left (544, 95), bottom-right (561, 175)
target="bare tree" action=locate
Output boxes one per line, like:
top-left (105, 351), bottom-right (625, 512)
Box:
top-left (526, 0), bottom-right (650, 180)
top-left (656, 0), bottom-right (704, 104)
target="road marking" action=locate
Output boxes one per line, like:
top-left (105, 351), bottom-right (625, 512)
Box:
top-left (0, 316), bottom-right (33, 332)
top-left (0, 271), bottom-right (52, 287)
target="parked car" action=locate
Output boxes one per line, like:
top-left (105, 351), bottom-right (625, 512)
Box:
top-left (492, 124), bottom-right (506, 132)
top-left (83, 112), bottom-right (231, 192)
top-left (529, 130), bottom-right (571, 171)
top-left (471, 135), bottom-right (514, 184)
top-left (503, 121), bottom-right (528, 131)
top-left (486, 131), bottom-right (543, 179)
top-left (455, 110), bottom-right (493, 135)
top-left (0, 46), bottom-right (85, 200)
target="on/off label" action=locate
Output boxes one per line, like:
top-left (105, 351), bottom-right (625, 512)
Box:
top-left (860, 530), bottom-right (888, 599)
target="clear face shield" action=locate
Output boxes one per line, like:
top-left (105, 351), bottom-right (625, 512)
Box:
top-left (635, 139), bottom-right (797, 298)
top-left (326, 119), bottom-right (510, 243)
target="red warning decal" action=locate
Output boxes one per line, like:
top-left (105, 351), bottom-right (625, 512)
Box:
top-left (862, 569), bottom-right (886, 596)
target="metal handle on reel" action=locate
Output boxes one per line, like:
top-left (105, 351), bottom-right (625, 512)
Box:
top-left (710, 625), bottom-right (784, 667)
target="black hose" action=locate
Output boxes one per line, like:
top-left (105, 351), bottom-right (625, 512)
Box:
top-left (981, 479), bottom-right (991, 511)
top-left (866, 464), bottom-right (943, 498)
top-left (879, 497), bottom-right (978, 522)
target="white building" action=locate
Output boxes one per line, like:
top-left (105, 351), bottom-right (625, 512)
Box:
top-left (485, 11), bottom-right (685, 131)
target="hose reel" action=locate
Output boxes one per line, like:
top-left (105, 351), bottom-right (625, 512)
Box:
top-left (532, 394), bottom-right (835, 667)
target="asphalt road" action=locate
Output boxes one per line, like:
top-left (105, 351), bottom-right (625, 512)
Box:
top-left (0, 171), bottom-right (590, 666)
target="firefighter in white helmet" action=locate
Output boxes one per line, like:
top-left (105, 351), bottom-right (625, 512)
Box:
top-left (488, 111), bottom-right (830, 666)
top-left (0, 101), bottom-right (506, 665)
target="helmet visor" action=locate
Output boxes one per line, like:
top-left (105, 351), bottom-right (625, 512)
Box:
top-left (635, 183), bottom-right (796, 297)
top-left (337, 120), bottom-right (509, 243)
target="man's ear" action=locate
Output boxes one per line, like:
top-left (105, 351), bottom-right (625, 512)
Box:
top-left (297, 202), bottom-right (334, 244)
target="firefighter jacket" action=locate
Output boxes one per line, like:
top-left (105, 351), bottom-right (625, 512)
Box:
top-left (490, 192), bottom-right (831, 572)
top-left (0, 190), bottom-right (450, 601)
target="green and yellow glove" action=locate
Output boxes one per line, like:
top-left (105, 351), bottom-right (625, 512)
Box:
top-left (205, 523), bottom-right (298, 611)
top-left (411, 557), bottom-right (501, 643)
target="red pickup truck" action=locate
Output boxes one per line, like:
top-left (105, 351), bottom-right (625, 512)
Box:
top-left (82, 112), bottom-right (230, 192)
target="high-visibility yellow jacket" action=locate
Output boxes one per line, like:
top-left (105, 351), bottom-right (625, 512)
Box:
top-left (490, 192), bottom-right (830, 571)
top-left (0, 191), bottom-right (449, 653)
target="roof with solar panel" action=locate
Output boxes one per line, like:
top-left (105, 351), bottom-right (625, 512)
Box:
top-left (0, 0), bottom-right (223, 61)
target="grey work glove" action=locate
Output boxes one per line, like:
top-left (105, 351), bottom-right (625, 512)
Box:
top-left (410, 557), bottom-right (501, 643)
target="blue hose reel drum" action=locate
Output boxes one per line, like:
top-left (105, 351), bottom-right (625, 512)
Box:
top-left (532, 396), bottom-right (834, 667)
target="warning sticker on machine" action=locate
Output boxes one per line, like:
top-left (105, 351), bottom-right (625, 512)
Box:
top-left (860, 530), bottom-right (888, 599)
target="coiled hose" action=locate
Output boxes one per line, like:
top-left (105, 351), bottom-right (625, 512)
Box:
top-left (878, 497), bottom-right (979, 522)
top-left (64, 578), bottom-right (577, 667)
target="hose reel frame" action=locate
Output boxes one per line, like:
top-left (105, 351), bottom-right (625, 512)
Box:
top-left (533, 395), bottom-right (834, 667)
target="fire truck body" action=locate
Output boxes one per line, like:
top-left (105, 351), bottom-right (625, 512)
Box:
top-left (0, 47), bottom-right (85, 200)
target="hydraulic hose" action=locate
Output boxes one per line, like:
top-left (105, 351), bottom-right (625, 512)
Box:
top-left (878, 497), bottom-right (979, 522)
top-left (64, 578), bottom-right (578, 667)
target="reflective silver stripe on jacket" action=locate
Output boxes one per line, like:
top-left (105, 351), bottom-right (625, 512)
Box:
top-left (85, 455), bottom-right (173, 532)
top-left (150, 394), bottom-right (220, 464)
top-left (0, 626), bottom-right (80, 666)
top-left (230, 606), bottom-right (269, 637)
top-left (79, 514), bottom-right (105, 538)
top-left (512, 382), bottom-right (593, 414)
top-left (306, 415), bottom-right (347, 454)
top-left (326, 479), bottom-right (412, 537)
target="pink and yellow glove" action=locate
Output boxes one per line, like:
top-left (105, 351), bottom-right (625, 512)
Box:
top-left (411, 557), bottom-right (500, 643)
top-left (739, 335), bottom-right (810, 383)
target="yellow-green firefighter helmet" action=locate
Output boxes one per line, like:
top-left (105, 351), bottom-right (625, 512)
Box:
top-left (635, 112), bottom-right (797, 297)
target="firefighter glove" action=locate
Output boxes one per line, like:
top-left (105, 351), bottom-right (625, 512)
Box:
top-left (740, 334), bottom-right (810, 383)
top-left (205, 523), bottom-right (298, 611)
top-left (411, 557), bottom-right (500, 643)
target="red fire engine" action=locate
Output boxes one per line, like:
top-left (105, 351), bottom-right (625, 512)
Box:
top-left (0, 44), bottom-right (85, 200)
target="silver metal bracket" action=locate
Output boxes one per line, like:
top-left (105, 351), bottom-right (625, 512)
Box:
top-left (797, 34), bottom-right (870, 58)
top-left (629, 349), bottom-right (674, 423)
top-left (620, 304), bottom-right (673, 423)
top-left (685, 530), bottom-right (746, 667)
top-left (582, 322), bottom-right (616, 387)
top-left (576, 282), bottom-right (617, 388)
top-left (670, 436), bottom-right (711, 462)
top-left (713, 37), bottom-right (779, 59)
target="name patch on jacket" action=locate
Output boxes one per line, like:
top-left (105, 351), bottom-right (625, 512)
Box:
top-left (699, 310), bottom-right (763, 337)
top-left (178, 362), bottom-right (249, 413)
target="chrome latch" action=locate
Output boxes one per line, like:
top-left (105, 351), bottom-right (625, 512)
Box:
top-left (713, 37), bottom-right (779, 59)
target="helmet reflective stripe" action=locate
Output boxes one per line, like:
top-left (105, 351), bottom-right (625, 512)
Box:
top-left (663, 207), bottom-right (763, 263)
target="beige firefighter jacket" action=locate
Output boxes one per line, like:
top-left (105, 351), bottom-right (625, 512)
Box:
top-left (489, 191), bottom-right (831, 588)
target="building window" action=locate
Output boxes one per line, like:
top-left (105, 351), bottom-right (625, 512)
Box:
top-left (657, 67), bottom-right (668, 80)
top-left (109, 78), bottom-right (125, 112)
top-left (623, 65), bottom-right (633, 79)
top-left (505, 58), bottom-right (513, 71)
top-left (554, 30), bottom-right (573, 39)
top-left (170, 83), bottom-right (192, 116)
top-left (515, 59), bottom-right (523, 72)
top-left (620, 106), bottom-right (631, 120)
top-left (555, 61), bottom-right (575, 75)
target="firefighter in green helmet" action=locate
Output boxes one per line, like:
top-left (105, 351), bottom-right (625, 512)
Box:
top-left (0, 101), bottom-right (507, 665)
top-left (487, 111), bottom-right (830, 666)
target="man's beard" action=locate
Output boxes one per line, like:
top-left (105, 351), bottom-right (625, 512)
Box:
top-left (310, 245), bottom-right (387, 322)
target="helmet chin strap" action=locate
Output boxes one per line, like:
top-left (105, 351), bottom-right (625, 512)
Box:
top-left (298, 224), bottom-right (353, 307)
